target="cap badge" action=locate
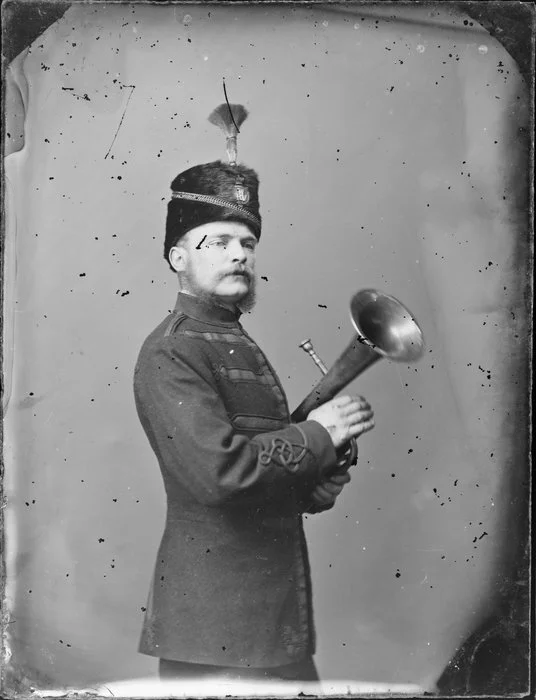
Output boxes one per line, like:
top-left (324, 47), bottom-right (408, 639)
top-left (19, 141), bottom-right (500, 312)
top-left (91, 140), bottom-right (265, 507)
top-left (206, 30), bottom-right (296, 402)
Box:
top-left (234, 184), bottom-right (250, 203)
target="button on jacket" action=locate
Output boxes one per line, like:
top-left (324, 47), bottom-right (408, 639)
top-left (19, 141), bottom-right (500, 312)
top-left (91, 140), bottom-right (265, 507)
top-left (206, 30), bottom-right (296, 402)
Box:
top-left (134, 292), bottom-right (337, 668)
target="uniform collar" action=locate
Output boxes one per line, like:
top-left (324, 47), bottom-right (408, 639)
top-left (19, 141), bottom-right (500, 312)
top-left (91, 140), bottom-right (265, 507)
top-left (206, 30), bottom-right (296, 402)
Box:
top-left (174, 292), bottom-right (241, 326)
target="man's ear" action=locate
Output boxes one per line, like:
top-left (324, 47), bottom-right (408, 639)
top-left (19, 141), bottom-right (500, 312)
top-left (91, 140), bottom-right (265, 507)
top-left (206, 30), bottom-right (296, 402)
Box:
top-left (169, 244), bottom-right (188, 273)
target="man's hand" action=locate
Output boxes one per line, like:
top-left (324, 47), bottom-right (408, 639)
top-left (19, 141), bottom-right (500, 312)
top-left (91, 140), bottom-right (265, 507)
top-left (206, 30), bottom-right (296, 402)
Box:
top-left (307, 395), bottom-right (374, 449)
top-left (310, 470), bottom-right (352, 507)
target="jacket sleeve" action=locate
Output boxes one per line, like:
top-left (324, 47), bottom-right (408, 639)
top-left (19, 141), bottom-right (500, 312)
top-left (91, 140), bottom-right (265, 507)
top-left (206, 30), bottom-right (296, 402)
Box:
top-left (302, 461), bottom-right (353, 515)
top-left (134, 335), bottom-right (338, 507)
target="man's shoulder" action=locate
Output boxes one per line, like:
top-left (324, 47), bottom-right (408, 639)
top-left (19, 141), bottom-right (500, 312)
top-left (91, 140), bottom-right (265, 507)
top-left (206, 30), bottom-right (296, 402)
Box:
top-left (134, 315), bottom-right (211, 385)
top-left (138, 311), bottom-right (234, 360)
top-left (140, 313), bottom-right (191, 350)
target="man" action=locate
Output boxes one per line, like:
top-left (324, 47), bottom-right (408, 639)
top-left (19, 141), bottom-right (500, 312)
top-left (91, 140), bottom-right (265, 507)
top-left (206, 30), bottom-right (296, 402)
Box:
top-left (133, 104), bottom-right (375, 683)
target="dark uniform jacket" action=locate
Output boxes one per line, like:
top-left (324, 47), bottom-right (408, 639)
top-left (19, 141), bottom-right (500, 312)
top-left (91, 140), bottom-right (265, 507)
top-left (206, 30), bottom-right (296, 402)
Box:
top-left (134, 292), bottom-right (337, 668)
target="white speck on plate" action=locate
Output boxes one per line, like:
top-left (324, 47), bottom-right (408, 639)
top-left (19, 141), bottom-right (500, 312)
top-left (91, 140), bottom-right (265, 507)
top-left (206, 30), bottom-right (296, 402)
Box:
top-left (416, 44), bottom-right (426, 53)
top-left (478, 45), bottom-right (488, 55)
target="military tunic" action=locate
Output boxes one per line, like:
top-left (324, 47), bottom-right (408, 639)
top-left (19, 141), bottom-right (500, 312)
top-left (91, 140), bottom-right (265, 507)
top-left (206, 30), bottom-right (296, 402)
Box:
top-left (134, 292), bottom-right (337, 668)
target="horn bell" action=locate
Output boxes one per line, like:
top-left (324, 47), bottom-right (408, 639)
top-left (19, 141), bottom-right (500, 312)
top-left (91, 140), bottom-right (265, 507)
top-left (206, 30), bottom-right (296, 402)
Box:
top-left (350, 289), bottom-right (425, 363)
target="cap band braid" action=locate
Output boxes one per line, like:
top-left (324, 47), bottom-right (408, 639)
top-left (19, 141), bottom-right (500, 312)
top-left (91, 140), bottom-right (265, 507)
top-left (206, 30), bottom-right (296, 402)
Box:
top-left (171, 191), bottom-right (261, 228)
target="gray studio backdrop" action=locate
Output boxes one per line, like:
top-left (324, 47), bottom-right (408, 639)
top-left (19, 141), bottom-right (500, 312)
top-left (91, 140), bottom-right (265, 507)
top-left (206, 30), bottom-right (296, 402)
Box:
top-left (3, 2), bottom-right (530, 692)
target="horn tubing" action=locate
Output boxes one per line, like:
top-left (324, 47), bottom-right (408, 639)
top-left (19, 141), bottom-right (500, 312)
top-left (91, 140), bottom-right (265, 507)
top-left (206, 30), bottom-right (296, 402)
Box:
top-left (291, 337), bottom-right (381, 422)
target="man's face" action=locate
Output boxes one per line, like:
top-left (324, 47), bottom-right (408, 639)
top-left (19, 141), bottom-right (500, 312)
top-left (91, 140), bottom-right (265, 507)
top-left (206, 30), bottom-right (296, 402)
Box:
top-left (169, 222), bottom-right (258, 309)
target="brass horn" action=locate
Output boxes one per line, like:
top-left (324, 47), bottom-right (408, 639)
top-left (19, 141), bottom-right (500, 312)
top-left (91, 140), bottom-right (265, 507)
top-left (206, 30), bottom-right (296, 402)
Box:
top-left (291, 289), bottom-right (425, 423)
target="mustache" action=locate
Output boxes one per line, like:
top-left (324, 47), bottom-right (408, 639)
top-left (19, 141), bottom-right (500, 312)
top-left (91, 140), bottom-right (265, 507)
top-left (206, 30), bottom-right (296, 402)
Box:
top-left (221, 268), bottom-right (253, 280)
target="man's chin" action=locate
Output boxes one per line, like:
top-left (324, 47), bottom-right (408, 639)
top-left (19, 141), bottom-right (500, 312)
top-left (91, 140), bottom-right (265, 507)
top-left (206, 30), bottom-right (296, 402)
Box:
top-left (216, 281), bottom-right (256, 313)
top-left (217, 280), bottom-right (250, 303)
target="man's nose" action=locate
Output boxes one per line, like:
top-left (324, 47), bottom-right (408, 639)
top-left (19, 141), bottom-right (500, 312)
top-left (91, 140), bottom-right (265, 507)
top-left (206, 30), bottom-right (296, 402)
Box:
top-left (227, 240), bottom-right (247, 262)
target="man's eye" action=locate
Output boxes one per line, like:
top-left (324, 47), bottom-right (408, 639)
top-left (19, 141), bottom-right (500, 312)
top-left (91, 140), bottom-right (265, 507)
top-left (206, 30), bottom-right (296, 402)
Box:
top-left (244, 242), bottom-right (256, 251)
top-left (210, 240), bottom-right (227, 248)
